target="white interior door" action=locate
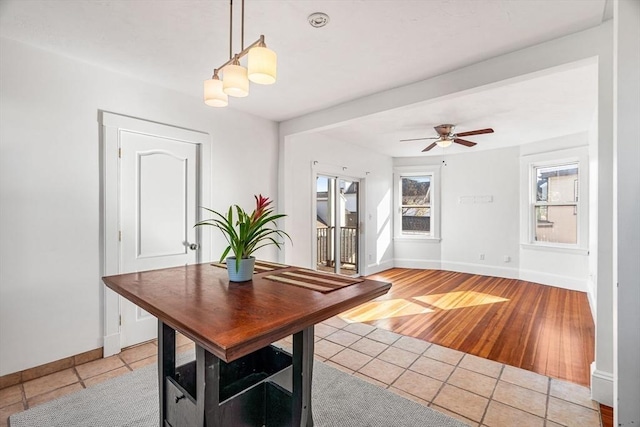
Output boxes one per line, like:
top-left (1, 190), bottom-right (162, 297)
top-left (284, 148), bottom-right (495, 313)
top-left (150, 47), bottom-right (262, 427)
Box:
top-left (119, 132), bottom-right (198, 347)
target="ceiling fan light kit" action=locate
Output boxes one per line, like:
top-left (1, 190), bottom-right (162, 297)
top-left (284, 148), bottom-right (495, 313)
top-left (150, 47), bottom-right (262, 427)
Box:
top-left (436, 138), bottom-right (453, 148)
top-left (402, 124), bottom-right (494, 152)
top-left (204, 0), bottom-right (277, 107)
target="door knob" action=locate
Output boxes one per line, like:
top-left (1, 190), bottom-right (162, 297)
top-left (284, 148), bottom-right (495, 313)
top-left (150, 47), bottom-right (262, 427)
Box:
top-left (189, 243), bottom-right (199, 251)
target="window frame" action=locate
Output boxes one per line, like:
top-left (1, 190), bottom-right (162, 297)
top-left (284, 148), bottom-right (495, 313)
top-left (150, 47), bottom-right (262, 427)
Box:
top-left (521, 148), bottom-right (588, 252)
top-left (394, 167), bottom-right (441, 241)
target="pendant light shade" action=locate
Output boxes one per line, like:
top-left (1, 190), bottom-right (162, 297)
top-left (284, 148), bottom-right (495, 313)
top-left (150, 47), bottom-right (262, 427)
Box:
top-left (223, 59), bottom-right (249, 97)
top-left (248, 45), bottom-right (277, 85)
top-left (203, 77), bottom-right (228, 107)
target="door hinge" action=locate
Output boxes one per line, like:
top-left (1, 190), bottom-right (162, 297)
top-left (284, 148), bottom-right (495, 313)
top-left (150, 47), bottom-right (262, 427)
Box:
top-left (119, 315), bottom-right (122, 326)
top-left (118, 148), bottom-right (121, 158)
top-left (118, 230), bottom-right (122, 241)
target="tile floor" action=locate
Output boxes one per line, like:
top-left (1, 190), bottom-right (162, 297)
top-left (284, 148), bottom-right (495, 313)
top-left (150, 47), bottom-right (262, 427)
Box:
top-left (1, 318), bottom-right (602, 427)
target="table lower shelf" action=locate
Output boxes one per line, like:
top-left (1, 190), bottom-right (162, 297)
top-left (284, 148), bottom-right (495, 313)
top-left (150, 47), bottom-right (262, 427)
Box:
top-left (164, 345), bottom-right (293, 427)
top-left (158, 320), bottom-right (314, 427)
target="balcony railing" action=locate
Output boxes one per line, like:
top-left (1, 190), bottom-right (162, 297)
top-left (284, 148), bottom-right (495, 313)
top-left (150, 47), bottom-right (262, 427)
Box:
top-left (317, 226), bottom-right (358, 268)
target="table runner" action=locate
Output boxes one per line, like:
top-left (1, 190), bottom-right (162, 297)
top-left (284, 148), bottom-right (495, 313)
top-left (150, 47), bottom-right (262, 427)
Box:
top-left (211, 259), bottom-right (289, 273)
top-left (265, 269), bottom-right (364, 293)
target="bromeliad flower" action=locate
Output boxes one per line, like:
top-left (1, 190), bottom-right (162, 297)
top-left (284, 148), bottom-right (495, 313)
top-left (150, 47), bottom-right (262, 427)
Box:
top-left (252, 194), bottom-right (271, 223)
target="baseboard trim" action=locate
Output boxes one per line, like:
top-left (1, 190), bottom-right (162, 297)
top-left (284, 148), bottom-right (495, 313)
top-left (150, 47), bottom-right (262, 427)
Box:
top-left (365, 259), bottom-right (394, 275)
top-left (440, 261), bottom-right (519, 279)
top-left (591, 363), bottom-right (614, 406)
top-left (393, 259), bottom-right (441, 270)
top-left (0, 347), bottom-right (103, 390)
top-left (519, 269), bottom-right (588, 292)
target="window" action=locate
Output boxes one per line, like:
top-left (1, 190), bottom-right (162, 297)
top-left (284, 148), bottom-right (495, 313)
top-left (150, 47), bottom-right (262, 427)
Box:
top-left (520, 147), bottom-right (588, 253)
top-left (395, 169), bottom-right (439, 239)
top-left (401, 175), bottom-right (431, 235)
top-left (532, 162), bottom-right (580, 245)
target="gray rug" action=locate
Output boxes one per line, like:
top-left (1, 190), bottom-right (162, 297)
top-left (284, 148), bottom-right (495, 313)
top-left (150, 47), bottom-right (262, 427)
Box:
top-left (10, 352), bottom-right (467, 427)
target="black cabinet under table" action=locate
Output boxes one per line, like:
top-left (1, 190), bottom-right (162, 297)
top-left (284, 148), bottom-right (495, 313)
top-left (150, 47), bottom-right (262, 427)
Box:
top-left (159, 321), bottom-right (314, 427)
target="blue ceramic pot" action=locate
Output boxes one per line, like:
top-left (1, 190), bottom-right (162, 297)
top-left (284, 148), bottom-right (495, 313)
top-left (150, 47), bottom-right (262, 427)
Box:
top-left (226, 256), bottom-right (255, 282)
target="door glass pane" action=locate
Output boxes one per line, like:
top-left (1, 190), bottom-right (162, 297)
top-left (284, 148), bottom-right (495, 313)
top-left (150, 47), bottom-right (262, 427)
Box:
top-left (535, 205), bottom-right (577, 244)
top-left (316, 176), bottom-right (334, 273)
top-left (339, 179), bottom-right (358, 275)
top-left (316, 176), bottom-right (359, 275)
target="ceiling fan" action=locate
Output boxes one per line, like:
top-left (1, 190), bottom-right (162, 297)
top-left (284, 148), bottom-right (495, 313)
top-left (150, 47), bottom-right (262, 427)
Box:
top-left (400, 124), bottom-right (494, 152)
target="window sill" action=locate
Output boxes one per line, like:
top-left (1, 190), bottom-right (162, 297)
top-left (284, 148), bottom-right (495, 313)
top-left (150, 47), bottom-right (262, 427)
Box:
top-left (520, 243), bottom-right (588, 255)
top-left (394, 236), bottom-right (441, 243)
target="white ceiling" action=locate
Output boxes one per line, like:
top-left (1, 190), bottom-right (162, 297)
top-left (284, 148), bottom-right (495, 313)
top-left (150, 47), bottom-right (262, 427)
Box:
top-left (318, 60), bottom-right (598, 157)
top-left (0, 0), bottom-right (605, 156)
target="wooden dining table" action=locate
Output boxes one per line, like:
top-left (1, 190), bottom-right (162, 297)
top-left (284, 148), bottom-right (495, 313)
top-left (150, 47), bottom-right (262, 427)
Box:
top-left (102, 262), bottom-right (391, 427)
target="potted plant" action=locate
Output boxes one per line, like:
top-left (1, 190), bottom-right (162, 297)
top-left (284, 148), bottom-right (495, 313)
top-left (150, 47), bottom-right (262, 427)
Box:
top-left (195, 195), bottom-right (291, 282)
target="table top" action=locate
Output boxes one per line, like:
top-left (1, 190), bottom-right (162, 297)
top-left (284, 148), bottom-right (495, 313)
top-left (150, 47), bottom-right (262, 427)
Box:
top-left (103, 263), bottom-right (391, 362)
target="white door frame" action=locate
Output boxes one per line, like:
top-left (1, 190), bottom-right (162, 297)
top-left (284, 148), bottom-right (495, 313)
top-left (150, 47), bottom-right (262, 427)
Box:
top-left (100, 111), bottom-right (212, 356)
top-left (311, 163), bottom-right (366, 276)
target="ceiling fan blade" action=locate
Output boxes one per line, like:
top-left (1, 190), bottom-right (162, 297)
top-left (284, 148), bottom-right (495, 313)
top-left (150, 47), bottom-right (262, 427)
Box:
top-left (455, 128), bottom-right (494, 137)
top-left (399, 137), bottom-right (439, 143)
top-left (422, 142), bottom-right (438, 152)
top-left (454, 138), bottom-right (477, 147)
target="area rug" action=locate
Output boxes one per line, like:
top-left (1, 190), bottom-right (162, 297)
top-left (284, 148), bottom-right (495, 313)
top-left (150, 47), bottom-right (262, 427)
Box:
top-left (10, 353), bottom-right (467, 427)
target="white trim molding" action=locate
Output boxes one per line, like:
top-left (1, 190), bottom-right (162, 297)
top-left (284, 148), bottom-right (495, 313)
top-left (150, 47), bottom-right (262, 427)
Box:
top-left (519, 269), bottom-right (588, 292)
top-left (441, 261), bottom-right (519, 280)
top-left (365, 259), bottom-right (395, 275)
top-left (591, 362), bottom-right (614, 406)
top-left (394, 259), bottom-right (441, 270)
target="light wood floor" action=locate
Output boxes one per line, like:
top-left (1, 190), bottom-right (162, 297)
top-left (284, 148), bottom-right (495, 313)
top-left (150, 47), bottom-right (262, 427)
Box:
top-left (343, 268), bottom-right (595, 386)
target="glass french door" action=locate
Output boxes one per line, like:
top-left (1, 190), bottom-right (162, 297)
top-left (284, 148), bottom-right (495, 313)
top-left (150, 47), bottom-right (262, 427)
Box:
top-left (315, 175), bottom-right (360, 275)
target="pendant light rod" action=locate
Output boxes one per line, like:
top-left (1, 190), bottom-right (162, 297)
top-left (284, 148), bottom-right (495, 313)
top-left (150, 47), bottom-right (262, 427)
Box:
top-left (210, 35), bottom-right (266, 78)
top-left (241, 0), bottom-right (245, 50)
top-left (229, 0), bottom-right (233, 60)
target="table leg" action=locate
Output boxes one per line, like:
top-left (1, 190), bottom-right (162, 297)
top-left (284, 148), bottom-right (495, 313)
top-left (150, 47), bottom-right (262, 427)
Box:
top-left (292, 326), bottom-right (314, 427)
top-left (197, 345), bottom-right (221, 427)
top-left (158, 320), bottom-right (176, 427)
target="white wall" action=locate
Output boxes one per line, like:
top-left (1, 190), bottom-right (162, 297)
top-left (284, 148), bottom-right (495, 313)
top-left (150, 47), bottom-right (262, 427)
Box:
top-left (0, 38), bottom-right (279, 375)
top-left (519, 134), bottom-right (591, 292)
top-left (281, 133), bottom-right (393, 274)
top-left (394, 134), bottom-right (591, 291)
top-left (613, 0), bottom-right (640, 424)
top-left (395, 146), bottom-right (519, 280)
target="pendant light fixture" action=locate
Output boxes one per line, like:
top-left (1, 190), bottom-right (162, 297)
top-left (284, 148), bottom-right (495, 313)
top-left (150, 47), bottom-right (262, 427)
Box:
top-left (204, 0), bottom-right (277, 107)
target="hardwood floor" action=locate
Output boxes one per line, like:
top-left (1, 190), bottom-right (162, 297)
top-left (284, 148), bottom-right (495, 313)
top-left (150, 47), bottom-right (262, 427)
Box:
top-left (600, 405), bottom-right (614, 427)
top-left (346, 268), bottom-right (595, 386)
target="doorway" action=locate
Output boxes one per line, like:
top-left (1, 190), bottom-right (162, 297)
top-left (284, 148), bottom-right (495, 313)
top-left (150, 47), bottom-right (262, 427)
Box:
top-left (315, 175), bottom-right (360, 275)
top-left (101, 112), bottom-right (210, 355)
